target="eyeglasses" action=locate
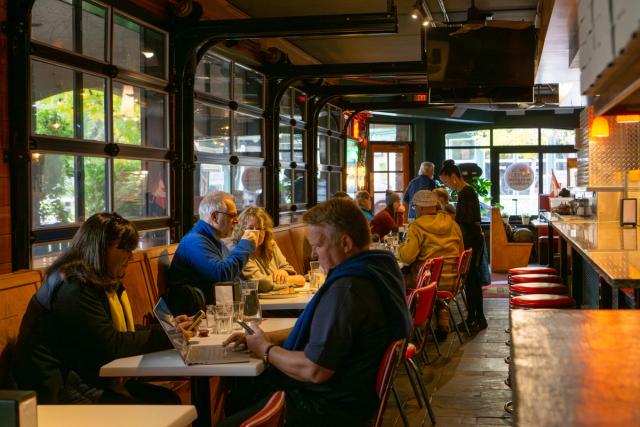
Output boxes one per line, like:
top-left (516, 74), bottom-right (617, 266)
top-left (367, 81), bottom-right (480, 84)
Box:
top-left (214, 211), bottom-right (239, 219)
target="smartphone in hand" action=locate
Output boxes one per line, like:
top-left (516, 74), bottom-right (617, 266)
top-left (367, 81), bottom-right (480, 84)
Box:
top-left (237, 320), bottom-right (255, 335)
top-left (186, 310), bottom-right (206, 332)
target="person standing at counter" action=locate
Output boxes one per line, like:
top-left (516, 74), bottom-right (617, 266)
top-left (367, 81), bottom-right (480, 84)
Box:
top-left (168, 191), bottom-right (258, 314)
top-left (12, 212), bottom-right (187, 404)
top-left (439, 160), bottom-right (488, 330)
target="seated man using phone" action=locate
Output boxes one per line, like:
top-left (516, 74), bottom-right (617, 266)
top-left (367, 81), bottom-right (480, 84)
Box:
top-left (221, 198), bottom-right (412, 426)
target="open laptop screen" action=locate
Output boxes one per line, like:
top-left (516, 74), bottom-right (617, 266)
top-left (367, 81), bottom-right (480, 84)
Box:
top-left (154, 297), bottom-right (188, 356)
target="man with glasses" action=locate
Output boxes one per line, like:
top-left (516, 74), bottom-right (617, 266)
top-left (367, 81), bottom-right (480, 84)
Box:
top-left (168, 191), bottom-right (258, 314)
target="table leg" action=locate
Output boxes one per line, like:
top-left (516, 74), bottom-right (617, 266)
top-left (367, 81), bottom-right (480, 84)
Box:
top-left (634, 289), bottom-right (640, 309)
top-left (547, 224), bottom-right (554, 268)
top-left (571, 251), bottom-right (583, 308)
top-left (599, 277), bottom-right (613, 309)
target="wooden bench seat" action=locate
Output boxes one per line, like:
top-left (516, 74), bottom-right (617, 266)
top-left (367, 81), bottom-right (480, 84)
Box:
top-left (273, 223), bottom-right (311, 274)
top-left (490, 208), bottom-right (533, 273)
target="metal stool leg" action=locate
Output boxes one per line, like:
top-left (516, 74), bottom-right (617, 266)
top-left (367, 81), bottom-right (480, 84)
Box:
top-left (454, 298), bottom-right (471, 336)
top-left (408, 358), bottom-right (436, 426)
top-left (403, 360), bottom-right (423, 408)
top-left (391, 384), bottom-right (410, 427)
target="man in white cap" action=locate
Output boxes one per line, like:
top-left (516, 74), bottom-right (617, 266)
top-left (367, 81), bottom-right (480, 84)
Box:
top-left (398, 190), bottom-right (464, 288)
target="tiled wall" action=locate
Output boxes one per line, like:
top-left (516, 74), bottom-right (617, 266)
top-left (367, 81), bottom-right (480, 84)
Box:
top-left (0, 0), bottom-right (11, 273)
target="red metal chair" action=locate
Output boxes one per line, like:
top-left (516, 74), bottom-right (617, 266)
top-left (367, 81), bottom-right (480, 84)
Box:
top-left (240, 391), bottom-right (286, 427)
top-left (402, 282), bottom-right (437, 426)
top-left (437, 249), bottom-right (473, 342)
top-left (371, 339), bottom-right (407, 427)
top-left (416, 256), bottom-right (444, 289)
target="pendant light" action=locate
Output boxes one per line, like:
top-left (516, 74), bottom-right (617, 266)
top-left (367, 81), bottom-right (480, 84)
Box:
top-left (616, 114), bottom-right (640, 124)
top-left (590, 116), bottom-right (609, 138)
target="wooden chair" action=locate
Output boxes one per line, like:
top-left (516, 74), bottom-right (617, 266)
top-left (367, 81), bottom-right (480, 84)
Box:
top-left (0, 270), bottom-right (42, 387)
top-left (143, 243), bottom-right (178, 299)
top-left (240, 390), bottom-right (286, 427)
top-left (121, 251), bottom-right (157, 326)
top-left (490, 207), bottom-right (533, 273)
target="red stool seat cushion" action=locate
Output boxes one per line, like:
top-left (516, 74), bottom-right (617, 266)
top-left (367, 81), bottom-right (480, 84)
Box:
top-left (437, 290), bottom-right (454, 299)
top-left (510, 294), bottom-right (575, 308)
top-left (510, 282), bottom-right (568, 295)
top-left (509, 274), bottom-right (562, 284)
top-left (508, 266), bottom-right (557, 275)
top-left (405, 343), bottom-right (417, 360)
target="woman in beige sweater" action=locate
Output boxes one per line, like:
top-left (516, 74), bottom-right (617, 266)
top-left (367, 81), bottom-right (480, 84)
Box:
top-left (231, 207), bottom-right (305, 291)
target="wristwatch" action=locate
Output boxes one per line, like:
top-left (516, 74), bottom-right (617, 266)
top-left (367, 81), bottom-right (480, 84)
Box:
top-left (263, 344), bottom-right (277, 368)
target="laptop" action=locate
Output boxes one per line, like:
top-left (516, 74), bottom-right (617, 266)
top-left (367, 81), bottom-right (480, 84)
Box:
top-left (153, 298), bottom-right (250, 365)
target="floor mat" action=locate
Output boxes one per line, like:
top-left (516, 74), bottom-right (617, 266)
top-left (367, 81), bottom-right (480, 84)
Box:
top-left (482, 281), bottom-right (509, 298)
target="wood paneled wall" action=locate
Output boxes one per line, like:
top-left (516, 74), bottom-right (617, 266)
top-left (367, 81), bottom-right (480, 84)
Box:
top-left (0, 0), bottom-right (11, 274)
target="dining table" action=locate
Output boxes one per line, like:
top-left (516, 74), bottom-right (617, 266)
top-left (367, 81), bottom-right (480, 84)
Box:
top-left (37, 405), bottom-right (197, 427)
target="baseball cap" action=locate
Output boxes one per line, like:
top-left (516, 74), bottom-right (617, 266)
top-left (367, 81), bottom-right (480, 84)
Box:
top-left (413, 190), bottom-right (438, 208)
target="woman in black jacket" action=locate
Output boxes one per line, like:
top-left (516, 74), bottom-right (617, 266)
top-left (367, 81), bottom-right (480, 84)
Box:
top-left (439, 160), bottom-right (488, 330)
top-left (12, 212), bottom-right (185, 404)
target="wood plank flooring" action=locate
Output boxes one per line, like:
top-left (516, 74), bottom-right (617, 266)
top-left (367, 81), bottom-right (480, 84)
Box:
top-left (382, 298), bottom-right (513, 427)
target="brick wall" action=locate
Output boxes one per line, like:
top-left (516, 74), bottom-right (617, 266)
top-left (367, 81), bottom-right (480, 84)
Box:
top-left (0, 0), bottom-right (11, 273)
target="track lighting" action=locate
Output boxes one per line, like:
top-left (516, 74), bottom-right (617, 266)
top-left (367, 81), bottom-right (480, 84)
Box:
top-left (411, 7), bottom-right (420, 19)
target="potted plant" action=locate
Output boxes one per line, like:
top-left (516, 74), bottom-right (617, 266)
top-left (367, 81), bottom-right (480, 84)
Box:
top-left (521, 213), bottom-right (531, 225)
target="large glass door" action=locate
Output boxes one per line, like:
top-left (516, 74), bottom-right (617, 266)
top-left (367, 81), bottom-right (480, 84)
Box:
top-left (498, 152), bottom-right (539, 216)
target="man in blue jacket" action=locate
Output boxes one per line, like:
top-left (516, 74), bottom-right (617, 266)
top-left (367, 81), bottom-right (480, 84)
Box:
top-left (168, 191), bottom-right (257, 313)
top-left (403, 161), bottom-right (436, 220)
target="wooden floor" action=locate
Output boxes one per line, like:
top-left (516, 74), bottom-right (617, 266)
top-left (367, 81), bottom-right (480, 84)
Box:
top-left (382, 298), bottom-right (513, 427)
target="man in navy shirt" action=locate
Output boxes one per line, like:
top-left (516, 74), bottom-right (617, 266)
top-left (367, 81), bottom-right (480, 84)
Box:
top-left (168, 191), bottom-right (258, 313)
top-left (403, 161), bottom-right (436, 220)
top-left (220, 198), bottom-right (412, 426)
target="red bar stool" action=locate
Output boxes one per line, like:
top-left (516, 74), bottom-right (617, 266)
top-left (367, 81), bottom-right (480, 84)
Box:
top-left (508, 273), bottom-right (562, 285)
top-left (507, 266), bottom-right (557, 276)
top-left (509, 282), bottom-right (568, 296)
top-left (510, 294), bottom-right (575, 309)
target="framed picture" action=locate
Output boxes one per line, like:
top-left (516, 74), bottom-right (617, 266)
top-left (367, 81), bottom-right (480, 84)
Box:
top-left (620, 198), bottom-right (637, 227)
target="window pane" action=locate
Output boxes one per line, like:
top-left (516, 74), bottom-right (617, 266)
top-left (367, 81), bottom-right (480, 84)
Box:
top-left (32, 240), bottom-right (72, 270)
top-left (81, 74), bottom-right (107, 141)
top-left (195, 54), bottom-right (230, 99)
top-left (279, 169), bottom-right (292, 205)
top-left (388, 152), bottom-right (403, 171)
top-left (280, 89), bottom-right (292, 117)
top-left (329, 105), bottom-right (342, 131)
top-left (373, 192), bottom-right (387, 213)
top-left (194, 103), bottom-right (230, 154)
top-left (542, 152), bottom-right (576, 193)
top-left (31, 0), bottom-right (73, 51)
top-left (279, 126), bottom-right (291, 162)
top-left (328, 137), bottom-right (342, 165)
top-left (83, 156), bottom-right (107, 218)
top-left (499, 152), bottom-right (539, 215)
top-left (293, 128), bottom-right (305, 162)
top-left (373, 172), bottom-right (389, 190)
top-left (444, 148), bottom-right (491, 181)
top-left (234, 112), bottom-right (262, 156)
top-left (293, 170), bottom-right (307, 204)
top-left (293, 89), bottom-right (306, 121)
top-left (81, 2), bottom-right (107, 61)
top-left (234, 64), bottom-right (263, 108)
top-left (319, 106), bottom-right (330, 129)
top-left (31, 60), bottom-right (74, 138)
top-left (493, 128), bottom-right (538, 146)
top-left (138, 229), bottom-right (170, 249)
top-left (194, 163), bottom-right (231, 214)
top-left (112, 82), bottom-right (166, 147)
top-left (369, 124), bottom-right (412, 141)
top-left (317, 135), bottom-right (328, 164)
top-left (234, 166), bottom-right (264, 210)
top-left (32, 153), bottom-right (76, 227)
top-left (317, 172), bottom-right (328, 202)
top-left (444, 130), bottom-right (490, 147)
top-left (329, 172), bottom-right (342, 196)
top-left (541, 128), bottom-right (575, 146)
top-left (113, 14), bottom-right (166, 79)
top-left (114, 159), bottom-right (167, 219)
top-left (374, 152), bottom-right (388, 172)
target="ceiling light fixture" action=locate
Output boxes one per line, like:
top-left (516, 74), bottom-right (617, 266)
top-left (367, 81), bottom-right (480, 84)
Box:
top-left (411, 7), bottom-right (420, 19)
top-left (142, 51), bottom-right (154, 59)
top-left (422, 17), bottom-right (430, 26)
top-left (590, 116), bottom-right (609, 138)
top-left (616, 114), bottom-right (640, 124)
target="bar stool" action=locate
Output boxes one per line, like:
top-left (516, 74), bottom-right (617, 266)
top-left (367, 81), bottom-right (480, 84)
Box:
top-left (508, 273), bottom-right (562, 285)
top-left (509, 282), bottom-right (568, 296)
top-left (507, 266), bottom-right (557, 276)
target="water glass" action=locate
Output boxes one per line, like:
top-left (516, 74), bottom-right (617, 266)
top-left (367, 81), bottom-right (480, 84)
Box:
top-left (309, 261), bottom-right (320, 272)
top-left (214, 304), bottom-right (233, 334)
top-left (310, 269), bottom-right (325, 291)
top-left (205, 304), bottom-right (216, 331)
top-left (241, 280), bottom-right (262, 322)
top-left (232, 301), bottom-right (244, 330)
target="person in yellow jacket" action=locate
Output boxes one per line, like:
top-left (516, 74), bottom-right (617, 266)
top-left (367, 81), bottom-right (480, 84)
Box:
top-left (398, 190), bottom-right (464, 289)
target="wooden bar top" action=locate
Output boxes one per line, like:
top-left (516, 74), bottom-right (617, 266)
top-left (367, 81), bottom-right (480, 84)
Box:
top-left (550, 218), bottom-right (640, 286)
top-left (512, 309), bottom-right (640, 426)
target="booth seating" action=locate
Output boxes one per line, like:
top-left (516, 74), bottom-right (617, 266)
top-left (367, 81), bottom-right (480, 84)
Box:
top-left (0, 270), bottom-right (42, 387)
top-left (272, 223), bottom-right (311, 275)
top-left (144, 243), bottom-right (178, 300)
top-left (490, 208), bottom-right (533, 273)
top-left (122, 251), bottom-right (158, 325)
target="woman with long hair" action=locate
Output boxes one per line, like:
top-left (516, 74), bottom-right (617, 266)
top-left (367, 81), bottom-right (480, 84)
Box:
top-left (439, 160), bottom-right (489, 330)
top-left (13, 212), bottom-right (188, 404)
top-left (231, 207), bottom-right (305, 291)
top-left (370, 191), bottom-right (405, 240)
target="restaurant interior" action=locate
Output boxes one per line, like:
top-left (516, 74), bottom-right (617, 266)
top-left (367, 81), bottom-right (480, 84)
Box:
top-left (1, 0), bottom-right (640, 426)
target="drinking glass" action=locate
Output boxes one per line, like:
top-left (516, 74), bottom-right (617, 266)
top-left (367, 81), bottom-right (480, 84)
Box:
top-left (309, 261), bottom-right (320, 272)
top-left (241, 280), bottom-right (262, 322)
top-left (214, 304), bottom-right (233, 334)
top-left (309, 267), bottom-right (326, 291)
top-left (206, 304), bottom-right (216, 331)
top-left (232, 301), bottom-right (244, 330)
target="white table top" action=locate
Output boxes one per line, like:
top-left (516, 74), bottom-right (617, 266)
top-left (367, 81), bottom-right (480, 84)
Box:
top-left (100, 318), bottom-right (296, 378)
top-left (260, 292), bottom-right (313, 310)
top-left (37, 405), bottom-right (197, 427)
